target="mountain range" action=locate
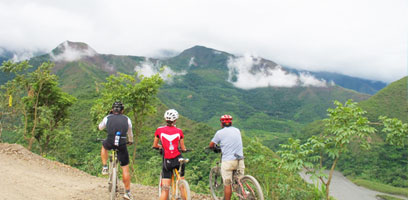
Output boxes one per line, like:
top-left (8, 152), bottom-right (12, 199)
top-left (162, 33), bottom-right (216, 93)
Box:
top-left (0, 41), bottom-right (391, 141)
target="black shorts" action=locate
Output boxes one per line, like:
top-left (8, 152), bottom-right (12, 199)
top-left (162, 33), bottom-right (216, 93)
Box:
top-left (103, 140), bottom-right (129, 166)
top-left (162, 155), bottom-right (185, 179)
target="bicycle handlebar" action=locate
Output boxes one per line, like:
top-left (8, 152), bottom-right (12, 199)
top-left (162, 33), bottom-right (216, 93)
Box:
top-left (152, 147), bottom-right (192, 155)
top-left (205, 146), bottom-right (221, 153)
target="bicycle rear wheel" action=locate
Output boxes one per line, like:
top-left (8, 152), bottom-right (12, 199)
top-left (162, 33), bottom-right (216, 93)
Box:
top-left (237, 175), bottom-right (264, 200)
top-left (209, 166), bottom-right (224, 200)
top-left (109, 167), bottom-right (118, 200)
top-left (177, 179), bottom-right (191, 200)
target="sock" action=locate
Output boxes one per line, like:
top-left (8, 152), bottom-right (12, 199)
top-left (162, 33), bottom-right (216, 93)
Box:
top-left (103, 165), bottom-right (108, 168)
top-left (126, 189), bottom-right (130, 193)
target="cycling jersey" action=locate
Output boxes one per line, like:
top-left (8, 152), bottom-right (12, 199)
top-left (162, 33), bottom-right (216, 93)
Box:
top-left (99, 114), bottom-right (133, 145)
top-left (155, 126), bottom-right (184, 159)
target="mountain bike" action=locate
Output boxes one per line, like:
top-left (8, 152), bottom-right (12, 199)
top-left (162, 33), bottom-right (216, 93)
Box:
top-left (154, 147), bottom-right (191, 200)
top-left (98, 139), bottom-right (121, 200)
top-left (208, 146), bottom-right (264, 200)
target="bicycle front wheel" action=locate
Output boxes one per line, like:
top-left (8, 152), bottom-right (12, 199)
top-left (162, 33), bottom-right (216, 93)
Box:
top-left (177, 179), bottom-right (191, 200)
top-left (238, 175), bottom-right (264, 200)
top-left (209, 166), bottom-right (223, 200)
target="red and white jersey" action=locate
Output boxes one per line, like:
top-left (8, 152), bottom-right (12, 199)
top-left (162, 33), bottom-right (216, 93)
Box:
top-left (155, 126), bottom-right (184, 159)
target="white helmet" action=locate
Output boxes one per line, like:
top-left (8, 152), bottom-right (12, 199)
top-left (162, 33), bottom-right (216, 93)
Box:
top-left (164, 109), bottom-right (179, 121)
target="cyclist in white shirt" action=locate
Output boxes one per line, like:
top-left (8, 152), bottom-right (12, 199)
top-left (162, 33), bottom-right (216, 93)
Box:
top-left (209, 114), bottom-right (245, 200)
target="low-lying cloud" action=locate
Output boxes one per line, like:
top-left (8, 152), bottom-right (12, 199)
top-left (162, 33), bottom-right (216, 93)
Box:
top-left (50, 41), bottom-right (96, 62)
top-left (227, 54), bottom-right (327, 89)
top-left (134, 59), bottom-right (186, 83)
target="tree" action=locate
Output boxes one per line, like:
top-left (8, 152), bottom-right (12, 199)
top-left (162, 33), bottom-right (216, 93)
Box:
top-left (278, 100), bottom-right (376, 199)
top-left (380, 116), bottom-right (408, 148)
top-left (0, 61), bottom-right (76, 154)
top-left (91, 72), bottom-right (164, 163)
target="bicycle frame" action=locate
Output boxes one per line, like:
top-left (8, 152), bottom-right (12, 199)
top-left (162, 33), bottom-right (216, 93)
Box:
top-left (231, 160), bottom-right (251, 199)
top-left (155, 147), bottom-right (191, 200)
top-left (170, 158), bottom-right (188, 199)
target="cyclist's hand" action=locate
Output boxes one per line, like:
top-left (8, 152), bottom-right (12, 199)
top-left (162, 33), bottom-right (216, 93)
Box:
top-left (152, 145), bottom-right (162, 150)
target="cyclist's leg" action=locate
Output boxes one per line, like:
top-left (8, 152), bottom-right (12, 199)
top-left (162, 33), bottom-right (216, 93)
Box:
top-left (121, 165), bottom-right (131, 190)
top-left (101, 140), bottom-right (112, 166)
top-left (101, 146), bottom-right (108, 165)
top-left (238, 159), bottom-right (245, 177)
top-left (221, 160), bottom-right (237, 200)
top-left (118, 145), bottom-right (131, 191)
top-left (160, 162), bottom-right (172, 200)
top-left (160, 178), bottom-right (171, 200)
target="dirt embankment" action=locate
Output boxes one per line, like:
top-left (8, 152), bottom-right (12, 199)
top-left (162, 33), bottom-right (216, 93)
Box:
top-left (0, 143), bottom-right (210, 200)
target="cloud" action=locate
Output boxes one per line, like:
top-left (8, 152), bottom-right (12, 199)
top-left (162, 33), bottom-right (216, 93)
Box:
top-left (50, 41), bottom-right (96, 62)
top-left (12, 51), bottom-right (34, 62)
top-left (227, 54), bottom-right (327, 89)
top-left (0, 0), bottom-right (406, 82)
top-left (134, 59), bottom-right (186, 83)
top-left (298, 73), bottom-right (327, 87)
top-left (188, 57), bottom-right (197, 67)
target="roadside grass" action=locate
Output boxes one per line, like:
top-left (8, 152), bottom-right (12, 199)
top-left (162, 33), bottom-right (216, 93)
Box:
top-left (350, 178), bottom-right (408, 198)
top-left (376, 194), bottom-right (403, 200)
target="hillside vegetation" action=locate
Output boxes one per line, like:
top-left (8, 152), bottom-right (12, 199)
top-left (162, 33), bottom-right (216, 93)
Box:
top-left (0, 58), bottom-right (323, 199)
top-left (301, 76), bottom-right (408, 188)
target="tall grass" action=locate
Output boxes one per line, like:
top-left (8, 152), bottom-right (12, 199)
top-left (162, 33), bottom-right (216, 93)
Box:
top-left (351, 178), bottom-right (408, 197)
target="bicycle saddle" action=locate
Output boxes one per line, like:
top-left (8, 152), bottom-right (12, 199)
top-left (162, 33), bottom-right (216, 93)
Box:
top-left (178, 158), bottom-right (189, 163)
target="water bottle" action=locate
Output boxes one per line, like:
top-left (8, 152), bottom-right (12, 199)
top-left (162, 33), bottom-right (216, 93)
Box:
top-left (114, 131), bottom-right (120, 146)
top-left (169, 141), bottom-right (174, 151)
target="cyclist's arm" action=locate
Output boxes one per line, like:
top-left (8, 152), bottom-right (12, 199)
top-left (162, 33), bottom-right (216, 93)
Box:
top-left (152, 136), bottom-right (162, 149)
top-left (180, 138), bottom-right (187, 151)
top-left (98, 116), bottom-right (108, 130)
top-left (127, 117), bottom-right (133, 143)
top-left (209, 131), bottom-right (220, 148)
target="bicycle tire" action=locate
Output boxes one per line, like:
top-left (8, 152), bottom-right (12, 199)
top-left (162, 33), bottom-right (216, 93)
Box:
top-left (209, 166), bottom-right (223, 200)
top-left (110, 167), bottom-right (117, 200)
top-left (176, 179), bottom-right (191, 200)
top-left (158, 171), bottom-right (162, 198)
top-left (237, 175), bottom-right (264, 200)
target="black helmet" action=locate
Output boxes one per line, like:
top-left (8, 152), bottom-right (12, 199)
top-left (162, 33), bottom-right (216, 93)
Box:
top-left (112, 101), bottom-right (124, 113)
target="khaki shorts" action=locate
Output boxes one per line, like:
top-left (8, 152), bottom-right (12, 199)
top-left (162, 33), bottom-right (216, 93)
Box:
top-left (221, 159), bottom-right (245, 185)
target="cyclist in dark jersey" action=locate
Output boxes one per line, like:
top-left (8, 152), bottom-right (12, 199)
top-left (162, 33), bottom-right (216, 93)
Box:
top-left (98, 102), bottom-right (134, 200)
top-left (152, 109), bottom-right (187, 200)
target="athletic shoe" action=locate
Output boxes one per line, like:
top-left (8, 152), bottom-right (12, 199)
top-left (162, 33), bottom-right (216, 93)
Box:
top-left (123, 192), bottom-right (134, 200)
top-left (101, 166), bottom-right (108, 175)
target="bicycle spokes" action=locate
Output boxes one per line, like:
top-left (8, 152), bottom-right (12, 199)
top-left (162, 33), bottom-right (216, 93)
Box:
top-left (235, 176), bottom-right (263, 200)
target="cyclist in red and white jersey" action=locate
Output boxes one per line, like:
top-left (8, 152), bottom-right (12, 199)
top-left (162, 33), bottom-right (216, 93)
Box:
top-left (152, 109), bottom-right (187, 200)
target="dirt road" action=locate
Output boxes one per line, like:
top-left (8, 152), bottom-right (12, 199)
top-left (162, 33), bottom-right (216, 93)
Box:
top-left (0, 143), bottom-right (210, 200)
top-left (300, 170), bottom-right (408, 200)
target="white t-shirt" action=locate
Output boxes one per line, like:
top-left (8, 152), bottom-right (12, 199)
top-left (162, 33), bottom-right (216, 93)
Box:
top-left (211, 126), bottom-right (244, 161)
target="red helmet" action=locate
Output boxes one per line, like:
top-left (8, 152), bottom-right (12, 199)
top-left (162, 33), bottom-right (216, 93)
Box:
top-left (220, 115), bottom-right (233, 124)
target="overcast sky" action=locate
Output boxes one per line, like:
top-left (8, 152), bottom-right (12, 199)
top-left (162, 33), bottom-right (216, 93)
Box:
top-left (0, 0), bottom-right (407, 83)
